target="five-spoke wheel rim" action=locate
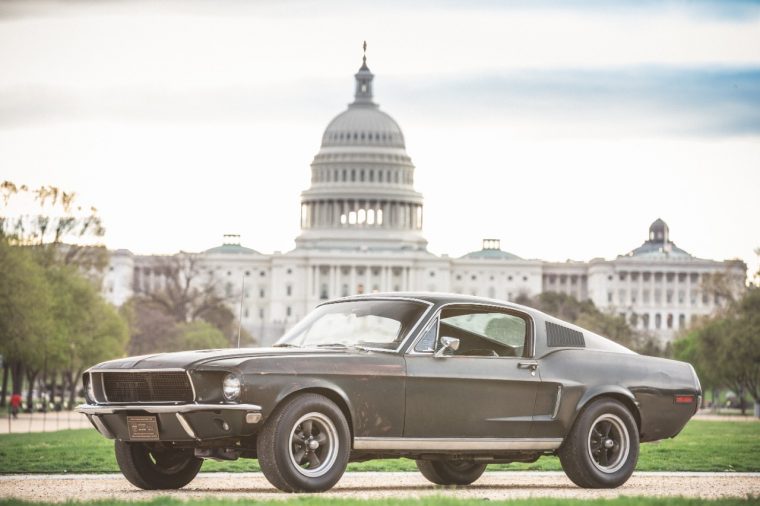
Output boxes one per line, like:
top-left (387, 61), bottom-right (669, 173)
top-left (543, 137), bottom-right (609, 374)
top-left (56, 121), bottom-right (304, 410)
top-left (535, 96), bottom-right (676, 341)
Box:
top-left (288, 412), bottom-right (339, 477)
top-left (587, 413), bottom-right (629, 474)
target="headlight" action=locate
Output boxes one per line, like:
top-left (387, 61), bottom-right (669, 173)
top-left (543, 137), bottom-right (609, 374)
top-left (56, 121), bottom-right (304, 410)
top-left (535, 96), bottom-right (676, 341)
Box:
top-left (223, 374), bottom-right (241, 401)
top-left (86, 374), bottom-right (95, 402)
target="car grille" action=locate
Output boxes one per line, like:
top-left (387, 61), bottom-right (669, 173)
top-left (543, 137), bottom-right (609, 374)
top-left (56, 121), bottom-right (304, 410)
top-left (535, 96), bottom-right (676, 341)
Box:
top-left (101, 372), bottom-right (194, 403)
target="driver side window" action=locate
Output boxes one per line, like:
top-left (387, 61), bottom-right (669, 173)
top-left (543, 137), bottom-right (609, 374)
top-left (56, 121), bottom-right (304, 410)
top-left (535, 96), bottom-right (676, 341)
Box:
top-left (438, 307), bottom-right (528, 357)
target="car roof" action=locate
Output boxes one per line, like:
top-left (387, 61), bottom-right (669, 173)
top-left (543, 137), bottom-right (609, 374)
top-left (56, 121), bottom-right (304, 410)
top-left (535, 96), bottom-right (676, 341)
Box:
top-left (330, 292), bottom-right (635, 355)
top-left (330, 291), bottom-right (543, 317)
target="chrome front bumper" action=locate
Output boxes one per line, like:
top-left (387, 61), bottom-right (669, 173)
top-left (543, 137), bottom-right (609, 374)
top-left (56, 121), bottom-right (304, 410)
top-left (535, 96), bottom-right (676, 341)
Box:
top-left (76, 403), bottom-right (263, 440)
top-left (75, 403), bottom-right (262, 415)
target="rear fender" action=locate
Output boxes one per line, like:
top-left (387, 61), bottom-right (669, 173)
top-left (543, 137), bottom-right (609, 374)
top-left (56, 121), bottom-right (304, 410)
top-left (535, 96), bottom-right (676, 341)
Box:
top-left (574, 385), bottom-right (642, 433)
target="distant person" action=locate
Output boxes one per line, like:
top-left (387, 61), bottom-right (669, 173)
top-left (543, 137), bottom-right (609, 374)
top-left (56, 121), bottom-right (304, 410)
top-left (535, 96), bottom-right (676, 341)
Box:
top-left (10, 393), bottom-right (22, 419)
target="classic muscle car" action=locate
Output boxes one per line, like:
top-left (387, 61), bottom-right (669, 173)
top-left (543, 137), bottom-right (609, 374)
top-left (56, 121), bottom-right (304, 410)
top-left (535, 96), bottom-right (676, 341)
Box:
top-left (77, 293), bottom-right (701, 492)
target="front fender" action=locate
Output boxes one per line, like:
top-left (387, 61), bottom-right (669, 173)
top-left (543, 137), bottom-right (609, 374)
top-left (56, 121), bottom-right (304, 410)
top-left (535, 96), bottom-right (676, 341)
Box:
top-left (249, 374), bottom-right (356, 434)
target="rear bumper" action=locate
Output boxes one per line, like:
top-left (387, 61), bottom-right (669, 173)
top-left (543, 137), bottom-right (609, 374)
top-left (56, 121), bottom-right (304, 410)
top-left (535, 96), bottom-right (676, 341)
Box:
top-left (75, 403), bottom-right (263, 442)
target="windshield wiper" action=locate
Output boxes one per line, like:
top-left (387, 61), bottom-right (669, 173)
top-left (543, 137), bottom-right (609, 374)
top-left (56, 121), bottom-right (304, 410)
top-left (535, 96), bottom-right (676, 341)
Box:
top-left (273, 343), bottom-right (300, 348)
top-left (313, 343), bottom-right (371, 352)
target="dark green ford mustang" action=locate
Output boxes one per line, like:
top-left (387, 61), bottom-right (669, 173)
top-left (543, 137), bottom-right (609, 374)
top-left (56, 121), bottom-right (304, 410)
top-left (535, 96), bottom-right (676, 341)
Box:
top-left (77, 293), bottom-right (701, 493)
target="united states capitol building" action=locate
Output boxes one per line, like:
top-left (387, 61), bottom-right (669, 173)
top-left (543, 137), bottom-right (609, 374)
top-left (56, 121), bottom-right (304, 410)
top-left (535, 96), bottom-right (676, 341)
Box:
top-left (102, 55), bottom-right (746, 346)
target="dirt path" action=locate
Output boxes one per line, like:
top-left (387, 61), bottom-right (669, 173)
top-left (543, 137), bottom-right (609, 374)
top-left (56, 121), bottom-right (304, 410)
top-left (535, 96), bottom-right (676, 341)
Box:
top-left (1, 472), bottom-right (759, 501)
top-left (0, 412), bottom-right (90, 434)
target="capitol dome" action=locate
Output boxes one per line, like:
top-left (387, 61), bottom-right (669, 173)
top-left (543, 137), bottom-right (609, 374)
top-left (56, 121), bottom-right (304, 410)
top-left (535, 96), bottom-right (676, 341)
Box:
top-left (321, 108), bottom-right (405, 148)
top-left (295, 50), bottom-right (427, 252)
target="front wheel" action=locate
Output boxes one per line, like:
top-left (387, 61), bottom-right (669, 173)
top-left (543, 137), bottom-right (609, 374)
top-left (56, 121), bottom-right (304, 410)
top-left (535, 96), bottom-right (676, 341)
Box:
top-left (256, 393), bottom-right (350, 492)
top-left (558, 398), bottom-right (639, 488)
top-left (114, 441), bottom-right (202, 490)
top-left (416, 459), bottom-right (487, 485)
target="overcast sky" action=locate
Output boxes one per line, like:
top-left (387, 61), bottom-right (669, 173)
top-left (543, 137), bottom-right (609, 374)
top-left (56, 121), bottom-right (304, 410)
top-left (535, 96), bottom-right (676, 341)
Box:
top-left (1, 0), bottom-right (759, 276)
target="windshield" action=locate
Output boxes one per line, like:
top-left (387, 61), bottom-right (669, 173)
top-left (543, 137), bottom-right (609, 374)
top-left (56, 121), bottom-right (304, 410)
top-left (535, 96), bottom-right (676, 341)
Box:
top-left (276, 299), bottom-right (429, 350)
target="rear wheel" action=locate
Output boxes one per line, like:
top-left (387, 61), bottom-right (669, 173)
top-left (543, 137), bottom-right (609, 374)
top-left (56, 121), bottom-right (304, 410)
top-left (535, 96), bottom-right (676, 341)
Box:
top-left (558, 398), bottom-right (639, 488)
top-left (114, 441), bottom-right (202, 490)
top-left (256, 393), bottom-right (350, 492)
top-left (416, 459), bottom-right (487, 485)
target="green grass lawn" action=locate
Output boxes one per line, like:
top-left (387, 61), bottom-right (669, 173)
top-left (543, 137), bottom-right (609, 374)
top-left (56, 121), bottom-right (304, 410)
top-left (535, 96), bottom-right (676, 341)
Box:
top-left (0, 420), bottom-right (758, 474)
top-left (0, 498), bottom-right (758, 506)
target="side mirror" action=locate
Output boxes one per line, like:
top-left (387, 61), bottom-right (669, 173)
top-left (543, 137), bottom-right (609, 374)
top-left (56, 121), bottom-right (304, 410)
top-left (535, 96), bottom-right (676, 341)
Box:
top-left (434, 336), bottom-right (460, 358)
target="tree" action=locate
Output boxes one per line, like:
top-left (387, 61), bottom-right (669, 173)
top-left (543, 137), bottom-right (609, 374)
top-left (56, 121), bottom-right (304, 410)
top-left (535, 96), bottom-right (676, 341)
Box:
top-left (121, 297), bottom-right (178, 355)
top-left (1, 181), bottom-right (107, 271)
top-left (170, 321), bottom-right (228, 351)
top-left (129, 252), bottom-right (255, 348)
top-left (142, 253), bottom-right (227, 324)
top-left (674, 287), bottom-right (760, 417)
top-left (518, 292), bottom-right (659, 354)
top-left (0, 238), bottom-right (53, 406)
top-left (47, 266), bottom-right (128, 407)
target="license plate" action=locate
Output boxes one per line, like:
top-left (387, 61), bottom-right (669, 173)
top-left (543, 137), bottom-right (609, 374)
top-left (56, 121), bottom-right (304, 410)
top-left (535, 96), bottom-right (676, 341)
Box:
top-left (127, 416), bottom-right (159, 440)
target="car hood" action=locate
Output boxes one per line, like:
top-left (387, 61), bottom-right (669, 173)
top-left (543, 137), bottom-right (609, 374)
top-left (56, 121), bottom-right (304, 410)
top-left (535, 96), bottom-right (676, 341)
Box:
top-left (89, 347), bottom-right (356, 371)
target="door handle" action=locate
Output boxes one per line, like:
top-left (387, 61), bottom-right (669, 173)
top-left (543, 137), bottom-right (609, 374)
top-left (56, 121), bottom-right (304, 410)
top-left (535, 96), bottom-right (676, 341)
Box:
top-left (517, 361), bottom-right (538, 371)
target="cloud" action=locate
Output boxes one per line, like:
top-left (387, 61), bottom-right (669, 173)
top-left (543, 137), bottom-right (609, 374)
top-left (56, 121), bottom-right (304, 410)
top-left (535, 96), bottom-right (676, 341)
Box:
top-left (2, 67), bottom-right (758, 138)
top-left (386, 66), bottom-right (760, 137)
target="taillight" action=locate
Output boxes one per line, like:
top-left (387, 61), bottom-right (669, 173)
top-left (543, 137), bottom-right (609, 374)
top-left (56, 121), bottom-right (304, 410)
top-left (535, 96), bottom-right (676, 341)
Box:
top-left (674, 394), bottom-right (695, 404)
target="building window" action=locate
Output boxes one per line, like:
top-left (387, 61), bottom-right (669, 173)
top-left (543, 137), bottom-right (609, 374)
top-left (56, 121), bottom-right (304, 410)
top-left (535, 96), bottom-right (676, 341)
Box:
top-left (286, 285), bottom-right (292, 296)
top-left (678, 314), bottom-right (686, 329)
top-left (655, 313), bottom-right (662, 329)
top-left (342, 284), bottom-right (349, 297)
top-left (259, 288), bottom-right (265, 298)
top-left (667, 313), bottom-right (673, 329)
top-left (286, 306), bottom-right (292, 317)
top-left (320, 283), bottom-right (328, 300)
top-left (259, 308), bottom-right (264, 319)
top-left (607, 292), bottom-right (613, 303)
top-left (642, 314), bottom-right (650, 329)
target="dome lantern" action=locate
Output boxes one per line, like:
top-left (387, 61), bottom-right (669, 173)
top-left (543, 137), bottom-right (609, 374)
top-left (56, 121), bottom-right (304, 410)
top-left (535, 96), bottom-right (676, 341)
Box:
top-left (353, 41), bottom-right (375, 106)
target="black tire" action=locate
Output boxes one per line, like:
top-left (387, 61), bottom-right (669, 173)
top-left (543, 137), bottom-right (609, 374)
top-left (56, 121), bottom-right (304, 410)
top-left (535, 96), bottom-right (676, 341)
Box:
top-left (416, 459), bottom-right (487, 485)
top-left (256, 393), bottom-right (350, 493)
top-left (558, 398), bottom-right (639, 488)
top-left (114, 441), bottom-right (202, 490)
